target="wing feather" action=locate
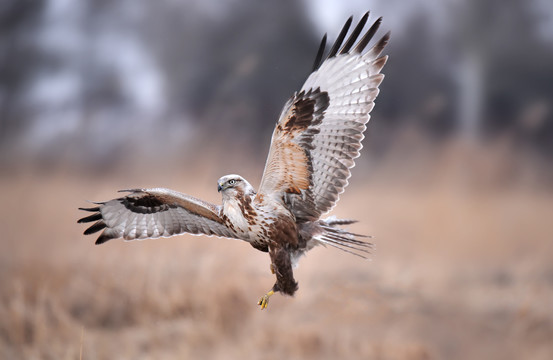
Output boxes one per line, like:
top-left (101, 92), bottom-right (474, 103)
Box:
top-left (327, 16), bottom-right (353, 59)
top-left (78, 188), bottom-right (238, 244)
top-left (257, 14), bottom-right (389, 221)
top-left (339, 11), bottom-right (369, 54)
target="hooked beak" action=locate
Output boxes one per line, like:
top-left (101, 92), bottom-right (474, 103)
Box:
top-left (217, 183), bottom-right (223, 192)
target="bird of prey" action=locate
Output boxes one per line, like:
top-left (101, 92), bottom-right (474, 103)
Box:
top-left (79, 12), bottom-right (389, 309)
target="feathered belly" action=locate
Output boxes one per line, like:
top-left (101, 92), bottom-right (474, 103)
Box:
top-left (222, 197), bottom-right (299, 249)
top-left (250, 211), bottom-right (299, 250)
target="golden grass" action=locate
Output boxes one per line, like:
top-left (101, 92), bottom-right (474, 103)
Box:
top-left (1, 141), bottom-right (552, 359)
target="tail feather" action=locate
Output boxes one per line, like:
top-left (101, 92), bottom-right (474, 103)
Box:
top-left (321, 231), bottom-right (372, 248)
top-left (323, 217), bottom-right (358, 226)
top-left (321, 224), bottom-right (371, 239)
top-left (315, 217), bottom-right (373, 258)
top-left (316, 238), bottom-right (369, 259)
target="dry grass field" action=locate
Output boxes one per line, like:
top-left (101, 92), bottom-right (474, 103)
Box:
top-left (1, 141), bottom-right (552, 359)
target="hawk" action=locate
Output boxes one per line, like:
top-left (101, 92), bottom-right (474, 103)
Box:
top-left (79, 12), bottom-right (389, 309)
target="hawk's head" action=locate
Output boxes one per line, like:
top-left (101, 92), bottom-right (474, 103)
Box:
top-left (217, 174), bottom-right (255, 199)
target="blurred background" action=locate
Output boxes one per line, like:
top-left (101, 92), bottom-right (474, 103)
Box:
top-left (1, 0), bottom-right (552, 359)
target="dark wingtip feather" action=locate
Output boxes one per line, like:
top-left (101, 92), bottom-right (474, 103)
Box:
top-left (328, 15), bottom-right (353, 59)
top-left (354, 16), bottom-right (383, 53)
top-left (95, 234), bottom-right (112, 245)
top-left (312, 33), bottom-right (327, 71)
top-left (77, 213), bottom-right (102, 224)
top-left (339, 11), bottom-right (369, 55)
top-left (79, 206), bottom-right (100, 212)
top-left (316, 13), bottom-right (389, 70)
top-left (377, 30), bottom-right (391, 52)
top-left (83, 221), bottom-right (106, 235)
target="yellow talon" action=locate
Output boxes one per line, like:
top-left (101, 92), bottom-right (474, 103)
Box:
top-left (270, 264), bottom-right (275, 274)
top-left (257, 290), bottom-right (275, 310)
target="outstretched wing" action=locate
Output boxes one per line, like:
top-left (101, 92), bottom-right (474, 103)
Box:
top-left (78, 188), bottom-right (238, 244)
top-left (257, 12), bottom-right (390, 221)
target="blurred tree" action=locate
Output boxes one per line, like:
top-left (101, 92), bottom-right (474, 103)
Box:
top-left (140, 0), bottom-right (317, 153)
top-left (452, 0), bottom-right (553, 145)
top-left (0, 0), bottom-right (46, 147)
top-left (376, 11), bottom-right (455, 136)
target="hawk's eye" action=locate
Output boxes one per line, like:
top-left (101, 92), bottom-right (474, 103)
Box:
top-left (228, 179), bottom-right (236, 185)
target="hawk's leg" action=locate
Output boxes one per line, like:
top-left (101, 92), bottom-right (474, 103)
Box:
top-left (258, 244), bottom-right (298, 310)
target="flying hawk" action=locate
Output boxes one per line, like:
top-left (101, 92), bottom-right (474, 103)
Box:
top-left (79, 12), bottom-right (389, 309)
